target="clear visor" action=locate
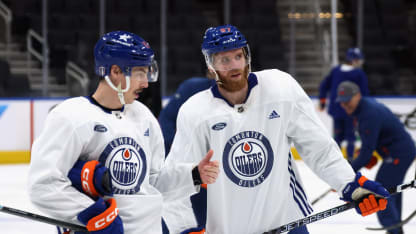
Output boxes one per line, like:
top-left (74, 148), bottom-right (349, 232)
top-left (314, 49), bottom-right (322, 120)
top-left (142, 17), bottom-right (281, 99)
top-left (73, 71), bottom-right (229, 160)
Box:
top-left (204, 46), bottom-right (251, 72)
top-left (128, 59), bottom-right (159, 82)
top-left (147, 59), bottom-right (159, 82)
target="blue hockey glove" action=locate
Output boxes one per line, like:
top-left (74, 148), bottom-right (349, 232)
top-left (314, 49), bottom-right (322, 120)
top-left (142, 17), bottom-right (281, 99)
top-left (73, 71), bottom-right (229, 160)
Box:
top-left (68, 160), bottom-right (113, 199)
top-left (341, 172), bottom-right (389, 216)
top-left (78, 198), bottom-right (123, 234)
top-left (180, 227), bottom-right (205, 234)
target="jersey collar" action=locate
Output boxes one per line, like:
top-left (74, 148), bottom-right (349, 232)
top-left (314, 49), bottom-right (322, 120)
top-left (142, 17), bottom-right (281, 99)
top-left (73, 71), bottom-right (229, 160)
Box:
top-left (85, 95), bottom-right (125, 114)
top-left (210, 73), bottom-right (258, 107)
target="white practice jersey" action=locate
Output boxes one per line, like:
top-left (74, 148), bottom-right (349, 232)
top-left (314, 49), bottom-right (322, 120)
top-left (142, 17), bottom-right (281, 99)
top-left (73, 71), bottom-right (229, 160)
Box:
top-left (28, 97), bottom-right (197, 234)
top-left (166, 69), bottom-right (356, 234)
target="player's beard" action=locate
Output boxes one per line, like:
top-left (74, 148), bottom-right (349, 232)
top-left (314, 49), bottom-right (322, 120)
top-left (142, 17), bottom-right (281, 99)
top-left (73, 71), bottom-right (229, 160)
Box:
top-left (217, 66), bottom-right (249, 92)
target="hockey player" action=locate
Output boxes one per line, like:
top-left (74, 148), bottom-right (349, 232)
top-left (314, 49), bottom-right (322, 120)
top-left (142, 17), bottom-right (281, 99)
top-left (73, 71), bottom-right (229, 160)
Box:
top-left (27, 31), bottom-right (219, 234)
top-left (337, 81), bottom-right (416, 234)
top-left (159, 73), bottom-right (216, 233)
top-left (318, 48), bottom-right (369, 161)
top-left (165, 25), bottom-right (390, 234)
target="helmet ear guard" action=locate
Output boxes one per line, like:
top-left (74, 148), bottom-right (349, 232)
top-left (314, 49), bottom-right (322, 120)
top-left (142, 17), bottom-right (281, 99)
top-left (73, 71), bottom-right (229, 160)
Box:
top-left (98, 66), bottom-right (106, 77)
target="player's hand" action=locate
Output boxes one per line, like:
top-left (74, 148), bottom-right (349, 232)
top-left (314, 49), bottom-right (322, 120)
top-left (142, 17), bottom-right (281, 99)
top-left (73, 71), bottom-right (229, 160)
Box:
top-left (78, 198), bottom-right (123, 233)
top-left (341, 172), bottom-right (389, 216)
top-left (198, 149), bottom-right (219, 184)
top-left (68, 160), bottom-right (113, 199)
top-left (318, 98), bottom-right (326, 111)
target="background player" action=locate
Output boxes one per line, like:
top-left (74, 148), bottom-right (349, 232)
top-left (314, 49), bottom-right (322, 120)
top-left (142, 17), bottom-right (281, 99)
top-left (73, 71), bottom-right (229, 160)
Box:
top-left (28, 31), bottom-right (219, 234)
top-left (164, 25), bottom-right (390, 234)
top-left (318, 48), bottom-right (369, 161)
top-left (337, 81), bottom-right (416, 234)
top-left (159, 71), bottom-right (216, 233)
top-left (159, 70), bottom-right (216, 154)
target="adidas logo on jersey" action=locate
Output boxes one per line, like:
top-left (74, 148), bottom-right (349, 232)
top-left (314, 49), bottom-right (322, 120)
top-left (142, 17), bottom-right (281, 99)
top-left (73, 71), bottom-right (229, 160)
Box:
top-left (268, 110), bottom-right (280, 119)
top-left (144, 128), bottom-right (150, 136)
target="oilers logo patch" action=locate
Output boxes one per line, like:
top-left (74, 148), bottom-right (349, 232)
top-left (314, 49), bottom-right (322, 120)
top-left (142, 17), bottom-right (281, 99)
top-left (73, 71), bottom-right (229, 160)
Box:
top-left (223, 131), bottom-right (274, 188)
top-left (99, 137), bottom-right (147, 194)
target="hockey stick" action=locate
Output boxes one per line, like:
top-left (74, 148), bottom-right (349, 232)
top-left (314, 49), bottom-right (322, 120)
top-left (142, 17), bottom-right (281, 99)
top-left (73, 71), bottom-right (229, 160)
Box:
top-left (311, 188), bottom-right (332, 205)
top-left (265, 179), bottom-right (416, 234)
top-left (366, 164), bottom-right (416, 231)
top-left (366, 208), bottom-right (416, 231)
top-left (0, 204), bottom-right (88, 233)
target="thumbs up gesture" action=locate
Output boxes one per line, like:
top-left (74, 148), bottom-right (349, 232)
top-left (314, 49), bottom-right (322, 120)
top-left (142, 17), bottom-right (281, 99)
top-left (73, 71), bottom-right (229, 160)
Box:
top-left (198, 149), bottom-right (220, 184)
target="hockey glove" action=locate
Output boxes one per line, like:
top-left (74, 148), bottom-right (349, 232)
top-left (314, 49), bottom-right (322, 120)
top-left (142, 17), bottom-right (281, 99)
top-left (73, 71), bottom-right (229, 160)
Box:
top-left (341, 172), bottom-right (389, 216)
top-left (180, 227), bottom-right (205, 234)
top-left (78, 198), bottom-right (123, 234)
top-left (68, 160), bottom-right (113, 199)
top-left (319, 98), bottom-right (326, 110)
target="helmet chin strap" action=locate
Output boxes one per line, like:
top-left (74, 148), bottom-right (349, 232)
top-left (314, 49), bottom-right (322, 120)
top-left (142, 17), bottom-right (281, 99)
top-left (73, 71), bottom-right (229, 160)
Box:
top-left (116, 83), bottom-right (126, 105)
top-left (104, 75), bottom-right (131, 105)
top-left (209, 66), bottom-right (223, 85)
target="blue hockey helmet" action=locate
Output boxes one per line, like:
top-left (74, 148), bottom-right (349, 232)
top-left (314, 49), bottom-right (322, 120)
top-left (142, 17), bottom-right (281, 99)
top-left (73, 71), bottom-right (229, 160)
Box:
top-left (345, 48), bottom-right (364, 62)
top-left (201, 25), bottom-right (251, 71)
top-left (94, 31), bottom-right (158, 82)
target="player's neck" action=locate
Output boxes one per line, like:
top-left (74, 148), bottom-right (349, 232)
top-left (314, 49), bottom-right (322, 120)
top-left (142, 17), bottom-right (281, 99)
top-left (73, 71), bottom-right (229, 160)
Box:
top-left (218, 85), bottom-right (248, 105)
top-left (92, 84), bottom-right (124, 109)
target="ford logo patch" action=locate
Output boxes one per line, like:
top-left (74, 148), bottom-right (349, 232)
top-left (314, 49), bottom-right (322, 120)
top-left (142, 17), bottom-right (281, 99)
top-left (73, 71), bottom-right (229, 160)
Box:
top-left (212, 122), bottom-right (227, 131)
top-left (94, 124), bottom-right (108, 132)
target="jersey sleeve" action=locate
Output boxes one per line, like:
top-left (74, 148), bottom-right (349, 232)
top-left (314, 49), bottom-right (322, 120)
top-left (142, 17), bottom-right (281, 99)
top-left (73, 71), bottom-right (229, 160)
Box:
top-left (166, 102), bottom-right (209, 164)
top-left (161, 102), bottom-right (208, 232)
top-left (149, 111), bottom-right (197, 202)
top-left (286, 76), bottom-right (356, 194)
top-left (351, 113), bottom-right (381, 171)
top-left (27, 110), bottom-right (94, 223)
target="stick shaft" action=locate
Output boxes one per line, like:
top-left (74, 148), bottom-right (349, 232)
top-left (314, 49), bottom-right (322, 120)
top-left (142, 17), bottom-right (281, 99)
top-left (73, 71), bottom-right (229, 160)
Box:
top-left (266, 179), bottom-right (416, 233)
top-left (366, 209), bottom-right (416, 231)
top-left (274, 203), bottom-right (354, 233)
top-left (0, 205), bottom-right (88, 233)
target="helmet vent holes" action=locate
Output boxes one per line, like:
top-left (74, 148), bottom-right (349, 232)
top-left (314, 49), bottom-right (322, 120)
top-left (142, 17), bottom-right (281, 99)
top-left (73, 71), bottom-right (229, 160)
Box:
top-left (106, 41), bottom-right (115, 45)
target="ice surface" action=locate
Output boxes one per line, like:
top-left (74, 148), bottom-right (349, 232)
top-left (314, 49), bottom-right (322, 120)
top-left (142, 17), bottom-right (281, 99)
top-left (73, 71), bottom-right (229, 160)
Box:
top-left (0, 161), bottom-right (415, 233)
